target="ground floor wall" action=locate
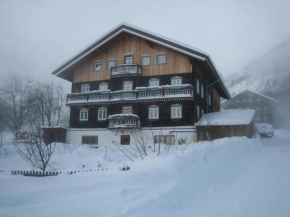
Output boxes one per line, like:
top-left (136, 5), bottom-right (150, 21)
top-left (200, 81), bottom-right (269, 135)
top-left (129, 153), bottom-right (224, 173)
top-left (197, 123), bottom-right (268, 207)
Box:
top-left (66, 126), bottom-right (197, 147)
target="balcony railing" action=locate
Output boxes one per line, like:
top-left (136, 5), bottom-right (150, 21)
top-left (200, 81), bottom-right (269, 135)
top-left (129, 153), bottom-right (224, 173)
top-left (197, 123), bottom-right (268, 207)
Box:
top-left (111, 64), bottom-right (142, 77)
top-left (66, 85), bottom-right (194, 105)
top-left (111, 91), bottom-right (137, 100)
top-left (108, 114), bottom-right (140, 129)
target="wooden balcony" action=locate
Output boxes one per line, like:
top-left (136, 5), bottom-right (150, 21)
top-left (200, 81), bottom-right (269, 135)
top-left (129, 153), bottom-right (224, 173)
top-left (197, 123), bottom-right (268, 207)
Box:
top-left (111, 64), bottom-right (142, 77)
top-left (66, 85), bottom-right (194, 106)
top-left (107, 114), bottom-right (140, 129)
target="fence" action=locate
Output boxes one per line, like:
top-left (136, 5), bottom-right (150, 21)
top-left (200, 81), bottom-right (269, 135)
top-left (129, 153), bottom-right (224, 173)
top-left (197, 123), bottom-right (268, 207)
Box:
top-left (0, 168), bottom-right (113, 177)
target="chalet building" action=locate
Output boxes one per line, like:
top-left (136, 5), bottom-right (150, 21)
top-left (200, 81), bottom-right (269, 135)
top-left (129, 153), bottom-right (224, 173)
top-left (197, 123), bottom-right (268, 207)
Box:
top-left (52, 23), bottom-right (230, 146)
top-left (221, 90), bottom-right (278, 126)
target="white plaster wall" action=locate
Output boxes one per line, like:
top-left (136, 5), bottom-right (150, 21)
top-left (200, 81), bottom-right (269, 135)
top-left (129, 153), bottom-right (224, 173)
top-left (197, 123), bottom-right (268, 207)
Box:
top-left (66, 126), bottom-right (197, 147)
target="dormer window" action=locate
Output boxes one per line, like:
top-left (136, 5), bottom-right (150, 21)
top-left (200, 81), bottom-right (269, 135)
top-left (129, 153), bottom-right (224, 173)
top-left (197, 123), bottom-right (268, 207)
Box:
top-left (149, 78), bottom-right (160, 86)
top-left (107, 60), bottom-right (116, 70)
top-left (157, 54), bottom-right (167, 65)
top-left (142, 55), bottom-right (151, 66)
top-left (124, 55), bottom-right (133, 64)
top-left (81, 84), bottom-right (90, 92)
top-left (93, 61), bottom-right (102, 72)
top-left (171, 76), bottom-right (182, 85)
top-left (99, 82), bottom-right (108, 91)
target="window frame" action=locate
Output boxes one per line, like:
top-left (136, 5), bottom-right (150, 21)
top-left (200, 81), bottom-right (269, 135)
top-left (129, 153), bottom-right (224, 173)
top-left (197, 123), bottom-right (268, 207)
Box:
top-left (141, 55), bottom-right (151, 66)
top-left (149, 78), bottom-right (160, 87)
top-left (171, 104), bottom-right (182, 119)
top-left (107, 59), bottom-right (116, 70)
top-left (171, 76), bottom-right (182, 85)
top-left (148, 105), bottom-right (159, 120)
top-left (99, 82), bottom-right (108, 91)
top-left (121, 135), bottom-right (130, 145)
top-left (81, 84), bottom-right (90, 93)
top-left (82, 136), bottom-right (98, 145)
top-left (123, 79), bottom-right (133, 90)
top-left (79, 108), bottom-right (89, 121)
top-left (98, 107), bottom-right (107, 121)
top-left (197, 106), bottom-right (200, 120)
top-left (196, 79), bottom-right (200, 94)
top-left (124, 54), bottom-right (133, 65)
top-left (201, 84), bottom-right (204, 98)
top-left (157, 54), bottom-right (167, 65)
top-left (93, 61), bottom-right (102, 72)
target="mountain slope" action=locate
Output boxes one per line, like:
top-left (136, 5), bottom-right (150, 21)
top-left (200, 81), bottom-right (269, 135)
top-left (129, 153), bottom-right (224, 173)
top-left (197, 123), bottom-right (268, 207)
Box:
top-left (226, 37), bottom-right (290, 96)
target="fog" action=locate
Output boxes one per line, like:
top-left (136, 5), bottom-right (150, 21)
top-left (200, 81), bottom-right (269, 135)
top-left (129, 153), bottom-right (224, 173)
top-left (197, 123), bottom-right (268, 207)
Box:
top-left (1, 0), bottom-right (290, 94)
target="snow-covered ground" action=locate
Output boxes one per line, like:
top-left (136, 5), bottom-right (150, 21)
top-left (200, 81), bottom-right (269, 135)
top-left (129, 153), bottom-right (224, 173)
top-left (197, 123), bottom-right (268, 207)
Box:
top-left (1, 130), bottom-right (290, 217)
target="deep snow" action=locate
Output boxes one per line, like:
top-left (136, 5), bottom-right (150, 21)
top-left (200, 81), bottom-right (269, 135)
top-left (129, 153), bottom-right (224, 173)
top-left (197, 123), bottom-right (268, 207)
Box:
top-left (0, 130), bottom-right (290, 217)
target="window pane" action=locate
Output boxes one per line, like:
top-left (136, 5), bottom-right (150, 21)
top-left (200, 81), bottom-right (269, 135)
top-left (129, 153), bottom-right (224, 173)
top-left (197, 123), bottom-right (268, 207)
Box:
top-left (125, 56), bottom-right (133, 64)
top-left (157, 54), bottom-right (166, 64)
top-left (149, 79), bottom-right (159, 86)
top-left (123, 81), bottom-right (133, 90)
top-left (94, 62), bottom-right (102, 71)
top-left (107, 60), bottom-right (115, 69)
top-left (142, 56), bottom-right (150, 66)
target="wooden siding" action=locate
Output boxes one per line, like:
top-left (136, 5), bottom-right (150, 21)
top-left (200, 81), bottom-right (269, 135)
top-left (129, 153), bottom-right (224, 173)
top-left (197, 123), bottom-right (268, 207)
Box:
top-left (73, 34), bottom-right (192, 83)
top-left (196, 122), bottom-right (254, 141)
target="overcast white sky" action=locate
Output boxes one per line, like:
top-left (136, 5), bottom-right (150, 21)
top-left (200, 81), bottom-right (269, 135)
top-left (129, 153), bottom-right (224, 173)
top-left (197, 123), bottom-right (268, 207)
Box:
top-left (1, 0), bottom-right (290, 92)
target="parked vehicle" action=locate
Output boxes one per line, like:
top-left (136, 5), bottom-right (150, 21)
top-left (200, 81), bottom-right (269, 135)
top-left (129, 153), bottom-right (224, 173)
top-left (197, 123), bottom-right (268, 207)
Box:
top-left (254, 123), bottom-right (274, 138)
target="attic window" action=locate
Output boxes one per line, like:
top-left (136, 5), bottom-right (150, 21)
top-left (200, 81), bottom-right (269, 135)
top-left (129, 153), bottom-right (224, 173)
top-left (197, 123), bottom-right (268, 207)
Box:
top-left (157, 54), bottom-right (167, 65)
top-left (93, 61), bottom-right (102, 72)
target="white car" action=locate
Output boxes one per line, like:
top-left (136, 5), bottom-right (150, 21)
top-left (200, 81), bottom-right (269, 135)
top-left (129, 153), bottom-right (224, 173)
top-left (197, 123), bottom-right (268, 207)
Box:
top-left (254, 123), bottom-right (274, 138)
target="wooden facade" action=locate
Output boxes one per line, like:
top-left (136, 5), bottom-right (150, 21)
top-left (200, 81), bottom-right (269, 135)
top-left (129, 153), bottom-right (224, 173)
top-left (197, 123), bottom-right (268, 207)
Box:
top-left (52, 24), bottom-right (230, 131)
top-left (196, 122), bottom-right (254, 141)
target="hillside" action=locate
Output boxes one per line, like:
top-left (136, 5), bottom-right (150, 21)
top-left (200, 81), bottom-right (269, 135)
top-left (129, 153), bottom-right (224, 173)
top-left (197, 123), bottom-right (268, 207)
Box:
top-left (226, 37), bottom-right (290, 98)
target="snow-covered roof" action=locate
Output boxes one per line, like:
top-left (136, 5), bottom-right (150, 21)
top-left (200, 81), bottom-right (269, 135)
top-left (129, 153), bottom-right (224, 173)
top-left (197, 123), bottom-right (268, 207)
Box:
top-left (108, 114), bottom-right (139, 119)
top-left (196, 109), bottom-right (255, 126)
top-left (231, 90), bottom-right (277, 103)
top-left (52, 23), bottom-right (230, 99)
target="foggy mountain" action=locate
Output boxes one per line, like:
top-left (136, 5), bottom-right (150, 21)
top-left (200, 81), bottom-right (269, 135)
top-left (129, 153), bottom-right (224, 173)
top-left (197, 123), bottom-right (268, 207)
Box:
top-left (226, 36), bottom-right (290, 97)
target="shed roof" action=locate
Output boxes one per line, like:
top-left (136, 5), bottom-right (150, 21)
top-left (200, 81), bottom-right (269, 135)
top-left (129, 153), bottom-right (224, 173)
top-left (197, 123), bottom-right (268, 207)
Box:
top-left (196, 109), bottom-right (255, 126)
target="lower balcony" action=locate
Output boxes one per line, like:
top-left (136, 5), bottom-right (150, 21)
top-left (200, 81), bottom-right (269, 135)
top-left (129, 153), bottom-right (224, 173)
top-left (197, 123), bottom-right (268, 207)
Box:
top-left (107, 114), bottom-right (140, 129)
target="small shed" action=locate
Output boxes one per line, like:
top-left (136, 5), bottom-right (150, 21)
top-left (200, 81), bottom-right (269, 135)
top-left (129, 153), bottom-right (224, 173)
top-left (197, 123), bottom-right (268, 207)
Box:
top-left (41, 126), bottom-right (67, 144)
top-left (195, 110), bottom-right (255, 141)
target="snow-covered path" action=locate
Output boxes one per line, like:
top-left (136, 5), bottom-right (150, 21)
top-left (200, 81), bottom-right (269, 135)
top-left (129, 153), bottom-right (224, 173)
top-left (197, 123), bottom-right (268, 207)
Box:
top-left (0, 130), bottom-right (290, 217)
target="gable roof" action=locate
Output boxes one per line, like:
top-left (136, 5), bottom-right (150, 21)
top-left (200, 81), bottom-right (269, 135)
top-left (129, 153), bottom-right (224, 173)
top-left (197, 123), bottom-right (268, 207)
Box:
top-left (196, 109), bottom-right (255, 126)
top-left (51, 23), bottom-right (230, 99)
top-left (229, 90), bottom-right (277, 103)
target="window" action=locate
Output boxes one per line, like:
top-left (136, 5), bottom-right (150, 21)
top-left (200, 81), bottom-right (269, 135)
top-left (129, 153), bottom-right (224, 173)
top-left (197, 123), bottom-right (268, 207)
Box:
top-left (171, 104), bottom-right (182, 119)
top-left (154, 135), bottom-right (175, 145)
top-left (148, 105), bottom-right (159, 119)
top-left (201, 84), bottom-right (204, 98)
top-left (124, 55), bottom-right (133, 64)
top-left (149, 78), bottom-right (160, 86)
top-left (82, 136), bottom-right (98, 145)
top-left (79, 108), bottom-right (88, 121)
top-left (201, 109), bottom-right (204, 117)
top-left (142, 55), bottom-right (151, 66)
top-left (121, 135), bottom-right (130, 145)
top-left (208, 93), bottom-right (211, 105)
top-left (196, 79), bottom-right (200, 94)
top-left (157, 54), bottom-right (167, 65)
top-left (123, 80), bottom-right (133, 90)
top-left (98, 107), bottom-right (107, 121)
top-left (122, 105), bottom-right (132, 114)
top-left (107, 60), bottom-right (116, 70)
top-left (93, 61), bottom-right (102, 71)
top-left (197, 106), bottom-right (200, 120)
top-left (171, 76), bottom-right (182, 85)
top-left (81, 84), bottom-right (90, 92)
top-left (99, 82), bottom-right (108, 91)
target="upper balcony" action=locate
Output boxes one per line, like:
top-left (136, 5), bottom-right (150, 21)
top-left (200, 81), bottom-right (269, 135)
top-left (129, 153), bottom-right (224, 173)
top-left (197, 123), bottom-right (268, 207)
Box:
top-left (111, 64), bottom-right (142, 78)
top-left (66, 84), bottom-right (194, 106)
